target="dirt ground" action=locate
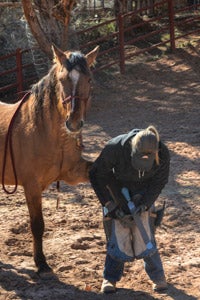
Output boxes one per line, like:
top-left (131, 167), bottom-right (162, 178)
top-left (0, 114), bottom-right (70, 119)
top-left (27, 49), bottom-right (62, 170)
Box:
top-left (0, 44), bottom-right (200, 300)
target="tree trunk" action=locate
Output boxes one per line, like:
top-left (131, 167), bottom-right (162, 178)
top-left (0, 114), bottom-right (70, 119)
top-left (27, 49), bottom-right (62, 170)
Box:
top-left (22, 0), bottom-right (52, 58)
top-left (21, 0), bottom-right (76, 59)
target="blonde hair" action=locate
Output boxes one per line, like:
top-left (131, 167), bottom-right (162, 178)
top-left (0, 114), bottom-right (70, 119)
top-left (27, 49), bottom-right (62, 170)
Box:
top-left (146, 125), bottom-right (160, 165)
top-left (131, 125), bottom-right (160, 165)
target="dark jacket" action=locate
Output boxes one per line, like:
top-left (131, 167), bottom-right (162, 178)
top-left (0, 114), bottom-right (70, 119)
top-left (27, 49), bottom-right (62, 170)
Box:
top-left (89, 129), bottom-right (170, 209)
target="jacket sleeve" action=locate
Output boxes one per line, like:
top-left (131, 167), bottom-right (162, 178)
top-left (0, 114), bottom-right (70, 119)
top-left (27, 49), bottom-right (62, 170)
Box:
top-left (89, 144), bottom-right (119, 206)
top-left (142, 142), bottom-right (170, 208)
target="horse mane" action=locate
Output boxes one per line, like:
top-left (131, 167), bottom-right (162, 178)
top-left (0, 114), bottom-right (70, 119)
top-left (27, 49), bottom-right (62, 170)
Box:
top-left (31, 66), bottom-right (56, 102)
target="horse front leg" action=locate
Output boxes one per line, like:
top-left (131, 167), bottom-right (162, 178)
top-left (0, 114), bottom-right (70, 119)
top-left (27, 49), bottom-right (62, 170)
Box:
top-left (24, 186), bottom-right (52, 275)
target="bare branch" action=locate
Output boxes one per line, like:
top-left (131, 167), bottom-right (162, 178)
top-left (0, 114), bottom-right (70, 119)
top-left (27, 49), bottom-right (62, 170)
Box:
top-left (21, 0), bottom-right (53, 59)
top-left (0, 3), bottom-right (21, 8)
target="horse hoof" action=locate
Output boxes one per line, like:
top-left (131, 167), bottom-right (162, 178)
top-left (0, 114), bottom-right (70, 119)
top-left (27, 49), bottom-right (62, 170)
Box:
top-left (37, 270), bottom-right (57, 280)
top-left (37, 266), bottom-right (56, 280)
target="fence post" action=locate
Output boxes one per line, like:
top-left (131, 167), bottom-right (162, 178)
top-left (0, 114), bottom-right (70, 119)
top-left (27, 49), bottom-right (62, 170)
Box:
top-left (168, 0), bottom-right (176, 51)
top-left (118, 13), bottom-right (125, 74)
top-left (16, 48), bottom-right (23, 94)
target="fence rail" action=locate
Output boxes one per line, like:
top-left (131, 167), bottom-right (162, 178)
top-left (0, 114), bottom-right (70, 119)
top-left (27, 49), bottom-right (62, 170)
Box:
top-left (1, 0), bottom-right (200, 101)
top-left (0, 48), bottom-right (37, 101)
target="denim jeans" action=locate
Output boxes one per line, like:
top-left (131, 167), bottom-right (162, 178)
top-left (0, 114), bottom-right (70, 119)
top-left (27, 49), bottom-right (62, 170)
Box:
top-left (103, 250), bottom-right (165, 283)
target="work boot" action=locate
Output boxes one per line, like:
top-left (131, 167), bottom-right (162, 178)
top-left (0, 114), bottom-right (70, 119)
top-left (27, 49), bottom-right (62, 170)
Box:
top-left (101, 279), bottom-right (116, 293)
top-left (152, 277), bottom-right (168, 292)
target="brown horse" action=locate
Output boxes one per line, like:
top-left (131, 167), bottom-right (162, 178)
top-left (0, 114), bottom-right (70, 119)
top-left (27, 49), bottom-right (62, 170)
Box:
top-left (0, 45), bottom-right (99, 275)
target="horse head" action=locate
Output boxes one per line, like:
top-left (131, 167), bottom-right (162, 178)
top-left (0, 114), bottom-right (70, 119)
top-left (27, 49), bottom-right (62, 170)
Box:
top-left (52, 44), bottom-right (99, 133)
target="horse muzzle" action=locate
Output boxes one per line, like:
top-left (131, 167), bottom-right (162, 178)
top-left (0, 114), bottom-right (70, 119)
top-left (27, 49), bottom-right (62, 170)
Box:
top-left (65, 120), bottom-right (84, 133)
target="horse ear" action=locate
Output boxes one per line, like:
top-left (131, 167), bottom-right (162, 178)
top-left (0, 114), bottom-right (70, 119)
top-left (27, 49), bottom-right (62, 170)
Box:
top-left (52, 44), bottom-right (66, 65)
top-left (85, 46), bottom-right (99, 67)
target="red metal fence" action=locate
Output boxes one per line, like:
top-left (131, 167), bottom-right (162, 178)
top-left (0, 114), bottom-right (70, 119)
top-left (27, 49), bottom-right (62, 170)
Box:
top-left (1, 0), bottom-right (200, 101)
top-left (0, 49), bottom-right (23, 94)
top-left (0, 48), bottom-right (37, 101)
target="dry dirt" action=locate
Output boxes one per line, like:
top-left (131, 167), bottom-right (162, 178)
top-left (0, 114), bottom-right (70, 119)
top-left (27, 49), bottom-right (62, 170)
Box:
top-left (0, 45), bottom-right (200, 300)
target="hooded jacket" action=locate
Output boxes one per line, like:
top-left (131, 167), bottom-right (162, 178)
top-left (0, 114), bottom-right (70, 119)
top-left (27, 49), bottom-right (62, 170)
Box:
top-left (89, 129), bottom-right (170, 209)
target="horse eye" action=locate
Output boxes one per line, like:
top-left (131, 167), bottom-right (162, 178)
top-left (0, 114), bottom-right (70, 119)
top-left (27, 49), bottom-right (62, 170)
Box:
top-left (88, 78), bottom-right (92, 83)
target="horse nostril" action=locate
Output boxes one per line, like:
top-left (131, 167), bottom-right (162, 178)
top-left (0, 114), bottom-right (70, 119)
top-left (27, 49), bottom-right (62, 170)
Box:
top-left (65, 120), bottom-right (84, 133)
top-left (65, 120), bottom-right (69, 128)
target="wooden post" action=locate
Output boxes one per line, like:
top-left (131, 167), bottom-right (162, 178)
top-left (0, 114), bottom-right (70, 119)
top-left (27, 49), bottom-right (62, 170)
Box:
top-left (168, 0), bottom-right (176, 51)
top-left (118, 13), bottom-right (125, 74)
top-left (16, 48), bottom-right (23, 94)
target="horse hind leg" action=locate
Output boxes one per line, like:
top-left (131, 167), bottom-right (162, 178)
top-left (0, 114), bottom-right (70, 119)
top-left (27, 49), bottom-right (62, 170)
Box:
top-left (24, 186), bottom-right (53, 275)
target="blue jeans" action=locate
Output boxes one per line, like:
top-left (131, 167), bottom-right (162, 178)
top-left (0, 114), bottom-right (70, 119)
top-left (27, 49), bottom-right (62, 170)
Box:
top-left (103, 250), bottom-right (165, 283)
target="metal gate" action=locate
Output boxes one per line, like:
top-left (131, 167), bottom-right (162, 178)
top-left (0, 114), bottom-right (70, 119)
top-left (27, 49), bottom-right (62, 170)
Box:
top-left (1, 0), bottom-right (200, 101)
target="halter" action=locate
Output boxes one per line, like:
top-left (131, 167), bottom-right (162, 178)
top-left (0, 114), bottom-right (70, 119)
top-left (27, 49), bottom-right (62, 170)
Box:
top-left (62, 95), bottom-right (89, 105)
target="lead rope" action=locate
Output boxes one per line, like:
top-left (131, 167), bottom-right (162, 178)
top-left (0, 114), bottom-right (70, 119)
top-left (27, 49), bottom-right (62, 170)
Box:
top-left (56, 94), bottom-right (88, 208)
top-left (2, 92), bottom-right (31, 194)
top-left (55, 133), bottom-right (84, 210)
top-left (56, 180), bottom-right (60, 209)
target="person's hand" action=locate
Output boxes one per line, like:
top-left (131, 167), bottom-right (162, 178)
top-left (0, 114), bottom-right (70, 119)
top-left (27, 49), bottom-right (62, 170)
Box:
top-left (104, 201), bottom-right (124, 219)
top-left (108, 206), bottom-right (128, 219)
top-left (135, 204), bottom-right (147, 215)
top-left (107, 206), bottom-right (119, 218)
top-left (132, 193), bottom-right (143, 206)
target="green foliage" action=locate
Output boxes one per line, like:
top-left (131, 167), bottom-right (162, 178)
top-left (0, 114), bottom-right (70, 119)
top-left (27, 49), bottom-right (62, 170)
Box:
top-left (77, 19), bottom-right (117, 50)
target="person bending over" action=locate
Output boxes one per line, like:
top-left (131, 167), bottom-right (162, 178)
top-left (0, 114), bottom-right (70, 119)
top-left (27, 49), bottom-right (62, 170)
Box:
top-left (89, 125), bottom-right (170, 293)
